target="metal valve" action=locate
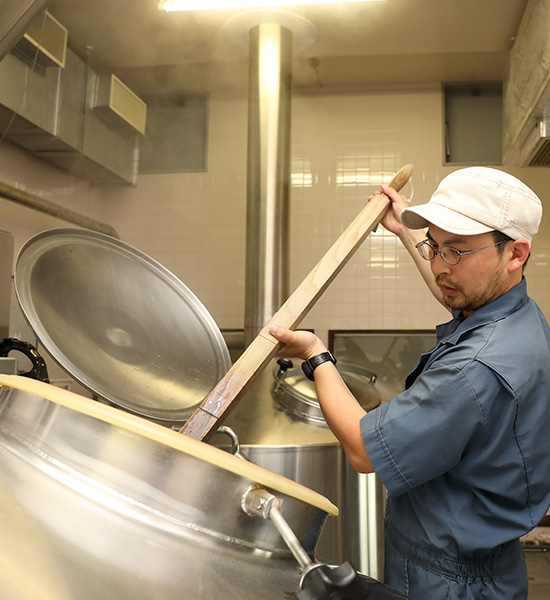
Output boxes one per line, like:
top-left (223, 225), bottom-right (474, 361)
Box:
top-left (241, 486), bottom-right (408, 600)
top-left (242, 486), bottom-right (312, 570)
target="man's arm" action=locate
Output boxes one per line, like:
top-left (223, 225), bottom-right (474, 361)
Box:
top-left (269, 326), bottom-right (375, 474)
top-left (378, 184), bottom-right (447, 309)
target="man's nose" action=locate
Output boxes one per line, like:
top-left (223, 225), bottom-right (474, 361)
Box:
top-left (431, 252), bottom-right (452, 274)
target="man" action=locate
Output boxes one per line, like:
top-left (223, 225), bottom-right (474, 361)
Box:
top-left (269, 167), bottom-right (550, 599)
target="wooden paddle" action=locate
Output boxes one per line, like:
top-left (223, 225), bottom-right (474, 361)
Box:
top-left (180, 164), bottom-right (414, 441)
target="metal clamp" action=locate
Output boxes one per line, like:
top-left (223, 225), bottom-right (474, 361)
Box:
top-left (241, 487), bottom-right (408, 599)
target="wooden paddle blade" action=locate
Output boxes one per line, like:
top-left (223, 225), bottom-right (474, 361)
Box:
top-left (179, 333), bottom-right (278, 440)
top-left (180, 164), bottom-right (414, 441)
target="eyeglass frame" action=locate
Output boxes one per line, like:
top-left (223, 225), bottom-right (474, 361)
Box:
top-left (415, 239), bottom-right (507, 266)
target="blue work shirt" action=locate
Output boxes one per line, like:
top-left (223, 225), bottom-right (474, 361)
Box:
top-left (361, 278), bottom-right (550, 597)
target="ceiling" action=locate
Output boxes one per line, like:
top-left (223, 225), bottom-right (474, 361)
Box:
top-left (48, 0), bottom-right (528, 96)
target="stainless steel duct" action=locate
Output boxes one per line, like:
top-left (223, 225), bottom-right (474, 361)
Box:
top-left (244, 22), bottom-right (292, 346)
top-left (0, 0), bottom-right (51, 61)
top-left (224, 10), bottom-right (317, 346)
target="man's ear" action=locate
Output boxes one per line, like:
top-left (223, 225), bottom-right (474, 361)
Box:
top-left (508, 239), bottom-right (530, 273)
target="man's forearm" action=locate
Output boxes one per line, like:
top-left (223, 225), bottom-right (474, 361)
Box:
top-left (312, 362), bottom-right (375, 474)
top-left (398, 226), bottom-right (447, 308)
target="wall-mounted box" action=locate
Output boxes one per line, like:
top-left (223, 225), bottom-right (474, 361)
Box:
top-left (443, 83), bottom-right (502, 166)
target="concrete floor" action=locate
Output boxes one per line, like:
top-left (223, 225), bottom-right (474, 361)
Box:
top-left (526, 551), bottom-right (550, 599)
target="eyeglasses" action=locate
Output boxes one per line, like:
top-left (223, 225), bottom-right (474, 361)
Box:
top-left (415, 240), bottom-right (506, 266)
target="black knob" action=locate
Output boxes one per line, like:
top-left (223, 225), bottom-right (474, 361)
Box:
top-left (276, 358), bottom-right (293, 375)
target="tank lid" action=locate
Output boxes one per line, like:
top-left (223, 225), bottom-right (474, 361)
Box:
top-left (272, 360), bottom-right (380, 425)
top-left (13, 228), bottom-right (231, 425)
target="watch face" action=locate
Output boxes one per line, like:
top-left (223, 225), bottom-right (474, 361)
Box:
top-left (301, 361), bottom-right (314, 381)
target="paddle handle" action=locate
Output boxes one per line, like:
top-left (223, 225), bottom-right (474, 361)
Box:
top-left (180, 164), bottom-right (414, 441)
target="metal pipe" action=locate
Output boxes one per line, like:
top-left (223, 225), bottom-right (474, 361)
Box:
top-left (244, 22), bottom-right (292, 346)
top-left (268, 502), bottom-right (313, 570)
top-left (0, 180), bottom-right (120, 238)
top-left (358, 473), bottom-right (386, 580)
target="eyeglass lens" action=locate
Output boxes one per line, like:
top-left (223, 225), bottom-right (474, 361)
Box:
top-left (416, 240), bottom-right (504, 266)
top-left (418, 243), bottom-right (461, 265)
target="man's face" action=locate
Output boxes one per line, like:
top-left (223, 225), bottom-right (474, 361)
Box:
top-left (426, 225), bottom-right (513, 316)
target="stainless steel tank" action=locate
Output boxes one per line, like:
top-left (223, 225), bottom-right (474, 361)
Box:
top-left (213, 356), bottom-right (387, 577)
top-left (10, 227), bottom-right (391, 581)
top-left (0, 374), bottom-right (337, 599)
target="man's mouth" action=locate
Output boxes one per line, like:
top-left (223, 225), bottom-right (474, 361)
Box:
top-left (440, 285), bottom-right (457, 297)
top-left (436, 277), bottom-right (461, 297)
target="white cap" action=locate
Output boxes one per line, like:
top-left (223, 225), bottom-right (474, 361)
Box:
top-left (400, 167), bottom-right (542, 245)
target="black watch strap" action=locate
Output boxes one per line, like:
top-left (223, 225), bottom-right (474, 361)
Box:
top-left (301, 351), bottom-right (337, 381)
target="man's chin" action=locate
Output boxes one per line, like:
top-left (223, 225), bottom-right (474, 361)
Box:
top-left (443, 296), bottom-right (465, 312)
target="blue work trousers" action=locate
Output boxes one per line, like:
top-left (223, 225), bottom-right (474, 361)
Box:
top-left (384, 522), bottom-right (528, 600)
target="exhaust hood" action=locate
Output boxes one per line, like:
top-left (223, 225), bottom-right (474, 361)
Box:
top-left (503, 0), bottom-right (550, 167)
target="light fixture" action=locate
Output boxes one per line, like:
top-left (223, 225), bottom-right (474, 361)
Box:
top-left (160, 0), bottom-right (385, 11)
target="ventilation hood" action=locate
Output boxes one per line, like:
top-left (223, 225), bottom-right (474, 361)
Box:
top-left (503, 0), bottom-right (550, 167)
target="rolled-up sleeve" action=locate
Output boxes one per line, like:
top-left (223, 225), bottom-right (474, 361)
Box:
top-left (361, 363), bottom-right (487, 496)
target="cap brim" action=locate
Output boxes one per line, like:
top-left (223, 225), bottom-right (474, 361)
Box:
top-left (400, 204), bottom-right (494, 236)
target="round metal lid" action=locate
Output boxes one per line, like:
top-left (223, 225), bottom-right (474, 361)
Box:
top-left (271, 361), bottom-right (380, 426)
top-left (14, 228), bottom-right (231, 425)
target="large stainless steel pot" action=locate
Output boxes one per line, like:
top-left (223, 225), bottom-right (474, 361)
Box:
top-left (214, 358), bottom-right (386, 577)
top-left (10, 228), bottom-right (386, 580)
top-left (0, 374), bottom-right (338, 599)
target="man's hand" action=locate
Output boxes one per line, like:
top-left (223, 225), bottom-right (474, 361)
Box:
top-left (370, 184), bottom-right (410, 235)
top-left (269, 326), bottom-right (326, 361)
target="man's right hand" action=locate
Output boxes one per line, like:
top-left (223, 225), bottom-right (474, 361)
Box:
top-left (269, 326), bottom-right (326, 361)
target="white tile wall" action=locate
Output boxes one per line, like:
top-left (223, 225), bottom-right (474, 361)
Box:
top-left (1, 86), bottom-right (550, 351)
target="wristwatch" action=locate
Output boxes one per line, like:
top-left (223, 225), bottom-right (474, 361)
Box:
top-left (301, 351), bottom-right (337, 381)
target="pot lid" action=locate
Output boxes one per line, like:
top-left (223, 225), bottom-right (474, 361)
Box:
top-left (271, 360), bottom-right (380, 425)
top-left (13, 228), bottom-right (231, 424)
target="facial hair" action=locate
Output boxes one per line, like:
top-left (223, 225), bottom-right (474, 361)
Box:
top-left (435, 269), bottom-right (509, 314)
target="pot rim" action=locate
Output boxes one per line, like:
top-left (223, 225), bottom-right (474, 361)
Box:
top-left (0, 374), bottom-right (338, 517)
